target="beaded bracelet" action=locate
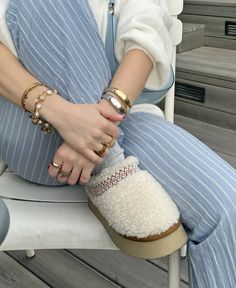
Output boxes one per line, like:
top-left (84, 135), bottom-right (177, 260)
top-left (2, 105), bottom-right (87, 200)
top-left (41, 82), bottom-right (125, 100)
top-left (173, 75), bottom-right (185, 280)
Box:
top-left (31, 88), bottom-right (57, 134)
top-left (21, 82), bottom-right (56, 134)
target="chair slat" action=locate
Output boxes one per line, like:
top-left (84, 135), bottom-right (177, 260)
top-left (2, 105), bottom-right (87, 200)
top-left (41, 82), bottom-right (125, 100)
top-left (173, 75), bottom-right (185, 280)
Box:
top-left (168, 0), bottom-right (184, 16)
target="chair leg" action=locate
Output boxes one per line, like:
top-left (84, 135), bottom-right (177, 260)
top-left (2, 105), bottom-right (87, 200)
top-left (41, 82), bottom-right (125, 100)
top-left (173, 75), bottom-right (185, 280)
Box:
top-left (26, 249), bottom-right (35, 258)
top-left (168, 249), bottom-right (180, 288)
top-left (180, 244), bottom-right (187, 258)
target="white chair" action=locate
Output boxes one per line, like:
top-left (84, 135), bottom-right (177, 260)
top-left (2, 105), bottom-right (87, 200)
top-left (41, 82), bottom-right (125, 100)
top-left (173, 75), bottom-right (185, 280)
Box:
top-left (0, 1), bottom-right (187, 287)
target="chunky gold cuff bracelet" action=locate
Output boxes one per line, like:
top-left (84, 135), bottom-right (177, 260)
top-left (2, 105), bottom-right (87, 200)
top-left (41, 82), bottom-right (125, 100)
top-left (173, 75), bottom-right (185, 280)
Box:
top-left (104, 87), bottom-right (132, 109)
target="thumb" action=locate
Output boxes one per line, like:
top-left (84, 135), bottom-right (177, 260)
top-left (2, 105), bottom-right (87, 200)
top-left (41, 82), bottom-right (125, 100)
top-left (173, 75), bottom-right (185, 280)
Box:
top-left (99, 109), bottom-right (125, 122)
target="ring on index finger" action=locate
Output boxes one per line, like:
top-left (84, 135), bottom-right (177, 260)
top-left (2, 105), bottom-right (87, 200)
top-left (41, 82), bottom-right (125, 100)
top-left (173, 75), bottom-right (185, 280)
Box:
top-left (105, 135), bottom-right (115, 148)
top-left (95, 143), bottom-right (107, 157)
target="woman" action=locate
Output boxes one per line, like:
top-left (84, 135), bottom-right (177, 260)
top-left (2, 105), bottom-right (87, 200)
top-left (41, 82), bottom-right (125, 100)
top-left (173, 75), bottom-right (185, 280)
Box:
top-left (0, 0), bottom-right (236, 287)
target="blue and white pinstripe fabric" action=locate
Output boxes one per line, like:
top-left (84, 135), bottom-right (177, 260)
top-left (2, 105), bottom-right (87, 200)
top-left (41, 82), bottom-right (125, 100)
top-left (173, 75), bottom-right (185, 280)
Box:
top-left (1, 1), bottom-right (236, 287)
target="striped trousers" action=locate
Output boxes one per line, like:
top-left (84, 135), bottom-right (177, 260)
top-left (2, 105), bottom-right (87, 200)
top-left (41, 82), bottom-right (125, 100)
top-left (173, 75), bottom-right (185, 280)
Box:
top-left (1, 1), bottom-right (236, 287)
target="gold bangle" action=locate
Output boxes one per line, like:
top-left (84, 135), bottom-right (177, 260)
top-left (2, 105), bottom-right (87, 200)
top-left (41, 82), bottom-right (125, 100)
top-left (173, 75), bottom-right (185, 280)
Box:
top-left (104, 87), bottom-right (132, 109)
top-left (21, 82), bottom-right (45, 112)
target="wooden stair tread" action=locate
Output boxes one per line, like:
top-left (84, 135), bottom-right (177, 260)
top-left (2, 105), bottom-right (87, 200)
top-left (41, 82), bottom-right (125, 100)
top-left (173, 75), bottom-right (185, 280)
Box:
top-left (184, 0), bottom-right (236, 6)
top-left (177, 47), bottom-right (236, 83)
top-left (183, 23), bottom-right (205, 33)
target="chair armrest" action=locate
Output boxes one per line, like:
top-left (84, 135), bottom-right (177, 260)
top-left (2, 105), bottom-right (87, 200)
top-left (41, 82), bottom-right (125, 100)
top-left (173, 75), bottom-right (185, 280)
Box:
top-left (0, 160), bottom-right (7, 176)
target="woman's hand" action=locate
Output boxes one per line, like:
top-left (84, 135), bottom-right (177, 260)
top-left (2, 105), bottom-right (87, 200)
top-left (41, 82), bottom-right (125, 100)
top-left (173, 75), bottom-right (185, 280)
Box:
top-left (42, 99), bottom-right (123, 164)
top-left (48, 142), bottom-right (107, 185)
top-left (98, 98), bottom-right (124, 127)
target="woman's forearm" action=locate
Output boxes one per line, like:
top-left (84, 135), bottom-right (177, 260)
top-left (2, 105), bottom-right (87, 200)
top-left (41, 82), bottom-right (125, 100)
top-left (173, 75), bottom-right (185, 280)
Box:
top-left (0, 43), bottom-right (67, 121)
top-left (109, 49), bottom-right (153, 105)
top-left (0, 43), bottom-right (38, 109)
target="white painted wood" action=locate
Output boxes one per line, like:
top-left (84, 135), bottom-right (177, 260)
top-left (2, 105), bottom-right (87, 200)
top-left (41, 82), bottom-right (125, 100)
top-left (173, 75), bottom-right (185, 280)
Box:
top-left (0, 171), bottom-right (87, 202)
top-left (0, 199), bottom-right (117, 251)
top-left (26, 249), bottom-right (35, 258)
top-left (180, 245), bottom-right (187, 258)
top-left (168, 250), bottom-right (180, 288)
top-left (167, 0), bottom-right (184, 16)
top-left (165, 49), bottom-right (176, 122)
top-left (170, 19), bottom-right (183, 45)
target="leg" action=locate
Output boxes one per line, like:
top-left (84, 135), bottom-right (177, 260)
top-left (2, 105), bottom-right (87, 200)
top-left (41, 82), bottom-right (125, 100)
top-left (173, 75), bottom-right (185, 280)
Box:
top-left (119, 111), bottom-right (236, 288)
top-left (1, 0), bottom-right (123, 185)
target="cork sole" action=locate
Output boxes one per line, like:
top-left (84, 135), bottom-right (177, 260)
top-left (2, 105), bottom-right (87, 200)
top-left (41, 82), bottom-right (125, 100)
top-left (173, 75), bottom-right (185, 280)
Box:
top-left (88, 199), bottom-right (188, 259)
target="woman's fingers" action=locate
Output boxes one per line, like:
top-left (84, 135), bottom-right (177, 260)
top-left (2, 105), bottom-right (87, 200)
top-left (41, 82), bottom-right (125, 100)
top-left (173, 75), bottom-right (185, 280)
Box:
top-left (48, 158), bottom-right (63, 178)
top-left (67, 167), bottom-right (82, 186)
top-left (57, 162), bottom-right (73, 183)
top-left (79, 163), bottom-right (95, 185)
top-left (105, 121), bottom-right (120, 139)
top-left (100, 134), bottom-right (116, 148)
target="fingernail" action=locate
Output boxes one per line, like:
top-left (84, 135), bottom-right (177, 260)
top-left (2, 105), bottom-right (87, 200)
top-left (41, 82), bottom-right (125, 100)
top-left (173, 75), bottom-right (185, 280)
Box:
top-left (122, 115), bottom-right (126, 119)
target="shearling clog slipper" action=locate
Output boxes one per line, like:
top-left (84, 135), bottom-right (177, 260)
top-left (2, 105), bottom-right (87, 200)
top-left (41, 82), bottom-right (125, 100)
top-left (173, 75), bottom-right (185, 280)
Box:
top-left (85, 156), bottom-right (187, 259)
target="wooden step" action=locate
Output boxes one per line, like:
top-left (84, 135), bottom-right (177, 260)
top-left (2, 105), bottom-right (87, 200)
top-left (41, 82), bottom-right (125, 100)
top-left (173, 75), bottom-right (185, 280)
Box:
top-left (176, 47), bottom-right (236, 89)
top-left (175, 47), bottom-right (236, 129)
top-left (182, 0), bottom-right (236, 18)
top-left (177, 23), bottom-right (205, 53)
top-left (180, 0), bottom-right (236, 50)
top-left (175, 114), bottom-right (236, 169)
top-left (179, 14), bottom-right (236, 50)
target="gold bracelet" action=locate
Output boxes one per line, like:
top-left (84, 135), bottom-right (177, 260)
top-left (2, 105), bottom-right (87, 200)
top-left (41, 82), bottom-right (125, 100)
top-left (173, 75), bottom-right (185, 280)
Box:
top-left (104, 87), bottom-right (132, 109)
top-left (21, 82), bottom-right (45, 112)
top-left (31, 88), bottom-right (57, 134)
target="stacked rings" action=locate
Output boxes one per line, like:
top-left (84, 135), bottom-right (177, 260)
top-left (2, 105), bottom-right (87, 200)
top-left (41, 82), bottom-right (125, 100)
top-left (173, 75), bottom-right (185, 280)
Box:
top-left (50, 161), bottom-right (71, 177)
top-left (50, 161), bottom-right (62, 169)
top-left (105, 135), bottom-right (115, 148)
top-left (58, 169), bottom-right (72, 177)
top-left (95, 143), bottom-right (107, 157)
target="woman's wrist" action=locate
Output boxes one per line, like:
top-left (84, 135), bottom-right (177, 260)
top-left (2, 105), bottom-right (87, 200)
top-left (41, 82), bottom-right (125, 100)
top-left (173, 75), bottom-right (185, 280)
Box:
top-left (39, 91), bottom-right (69, 128)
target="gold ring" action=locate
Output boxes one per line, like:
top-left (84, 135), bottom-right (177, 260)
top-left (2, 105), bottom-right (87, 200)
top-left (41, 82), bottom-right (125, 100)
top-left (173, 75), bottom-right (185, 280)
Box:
top-left (50, 161), bottom-right (62, 169)
top-left (58, 168), bottom-right (71, 177)
top-left (105, 135), bottom-right (115, 148)
top-left (95, 144), bottom-right (107, 157)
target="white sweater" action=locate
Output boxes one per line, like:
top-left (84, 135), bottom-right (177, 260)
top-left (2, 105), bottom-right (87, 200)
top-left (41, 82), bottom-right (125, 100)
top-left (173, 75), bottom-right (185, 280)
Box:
top-left (0, 0), bottom-right (174, 89)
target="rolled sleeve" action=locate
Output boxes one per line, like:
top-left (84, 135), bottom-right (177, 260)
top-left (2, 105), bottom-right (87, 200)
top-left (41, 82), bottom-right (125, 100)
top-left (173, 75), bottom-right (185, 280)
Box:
top-left (115, 0), bottom-right (174, 90)
top-left (0, 0), bottom-right (17, 56)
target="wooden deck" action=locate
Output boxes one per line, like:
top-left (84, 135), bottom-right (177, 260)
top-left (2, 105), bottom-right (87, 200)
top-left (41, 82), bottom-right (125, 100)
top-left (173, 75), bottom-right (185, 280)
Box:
top-left (0, 250), bottom-right (189, 288)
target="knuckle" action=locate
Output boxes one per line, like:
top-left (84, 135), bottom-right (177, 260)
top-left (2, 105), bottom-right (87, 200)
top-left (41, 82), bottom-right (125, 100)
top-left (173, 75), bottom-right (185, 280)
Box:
top-left (100, 119), bottom-right (108, 131)
top-left (56, 149), bottom-right (64, 159)
top-left (66, 155), bottom-right (75, 164)
top-left (94, 129), bottom-right (102, 139)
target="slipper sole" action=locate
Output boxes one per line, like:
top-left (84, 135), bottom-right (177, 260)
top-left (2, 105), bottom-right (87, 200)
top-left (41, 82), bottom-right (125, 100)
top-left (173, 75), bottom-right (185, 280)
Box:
top-left (88, 199), bottom-right (188, 259)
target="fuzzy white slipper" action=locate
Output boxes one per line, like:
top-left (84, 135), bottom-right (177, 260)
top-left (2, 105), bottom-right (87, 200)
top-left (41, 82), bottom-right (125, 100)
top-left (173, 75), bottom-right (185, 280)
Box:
top-left (85, 156), bottom-right (187, 259)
